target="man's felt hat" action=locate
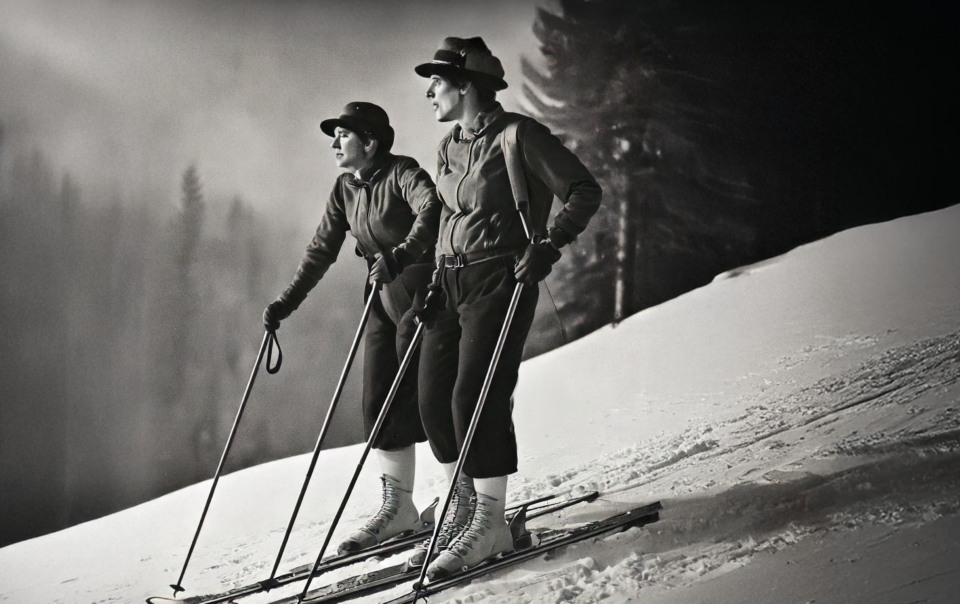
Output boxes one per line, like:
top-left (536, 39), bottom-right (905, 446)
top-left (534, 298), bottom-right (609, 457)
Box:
top-left (415, 37), bottom-right (508, 91)
top-left (320, 102), bottom-right (395, 149)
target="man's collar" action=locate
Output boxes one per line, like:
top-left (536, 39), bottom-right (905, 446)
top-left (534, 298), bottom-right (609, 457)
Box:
top-left (456, 102), bottom-right (504, 142)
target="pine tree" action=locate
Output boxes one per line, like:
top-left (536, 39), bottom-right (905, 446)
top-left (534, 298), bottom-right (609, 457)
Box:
top-left (157, 164), bottom-right (205, 410)
top-left (0, 121), bottom-right (5, 197)
top-left (521, 0), bottom-right (759, 340)
top-left (145, 164), bottom-right (209, 487)
top-left (0, 150), bottom-right (69, 544)
top-left (176, 163), bottom-right (204, 281)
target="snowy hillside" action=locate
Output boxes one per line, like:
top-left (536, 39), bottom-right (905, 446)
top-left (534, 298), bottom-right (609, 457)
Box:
top-left (2, 205), bottom-right (959, 604)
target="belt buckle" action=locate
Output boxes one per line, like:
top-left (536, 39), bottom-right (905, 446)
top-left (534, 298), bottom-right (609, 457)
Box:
top-left (444, 253), bottom-right (466, 269)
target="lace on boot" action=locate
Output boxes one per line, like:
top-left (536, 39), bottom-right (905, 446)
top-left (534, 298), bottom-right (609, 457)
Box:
top-left (406, 480), bottom-right (475, 568)
top-left (359, 475), bottom-right (402, 538)
top-left (446, 494), bottom-right (494, 558)
top-left (339, 475), bottom-right (418, 554)
top-left (425, 493), bottom-right (514, 580)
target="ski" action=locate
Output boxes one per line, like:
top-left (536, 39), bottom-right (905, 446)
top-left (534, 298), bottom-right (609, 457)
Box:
top-left (146, 491), bottom-right (587, 604)
top-left (393, 500), bottom-right (662, 604)
top-left (268, 499), bottom-right (661, 604)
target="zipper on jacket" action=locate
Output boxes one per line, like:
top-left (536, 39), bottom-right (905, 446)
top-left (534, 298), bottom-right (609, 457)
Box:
top-left (355, 182), bottom-right (385, 256)
top-left (448, 136), bottom-right (477, 254)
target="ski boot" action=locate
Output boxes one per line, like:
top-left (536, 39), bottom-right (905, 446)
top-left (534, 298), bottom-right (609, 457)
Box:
top-left (425, 492), bottom-right (514, 580)
top-left (337, 474), bottom-right (427, 554)
top-left (403, 479), bottom-right (476, 572)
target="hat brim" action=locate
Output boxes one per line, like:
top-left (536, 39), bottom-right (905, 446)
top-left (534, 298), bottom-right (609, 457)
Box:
top-left (320, 116), bottom-right (360, 137)
top-left (320, 116), bottom-right (395, 153)
top-left (320, 115), bottom-right (372, 138)
top-left (415, 62), bottom-right (508, 91)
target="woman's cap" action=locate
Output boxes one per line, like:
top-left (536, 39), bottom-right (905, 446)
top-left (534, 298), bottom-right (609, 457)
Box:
top-left (320, 102), bottom-right (395, 149)
top-left (415, 37), bottom-right (508, 91)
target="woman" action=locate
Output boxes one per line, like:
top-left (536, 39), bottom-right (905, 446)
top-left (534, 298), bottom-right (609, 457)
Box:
top-left (263, 101), bottom-right (442, 554)
top-left (410, 38), bottom-right (603, 578)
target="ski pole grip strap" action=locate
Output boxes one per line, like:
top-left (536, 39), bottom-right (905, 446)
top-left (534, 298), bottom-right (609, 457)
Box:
top-left (266, 331), bottom-right (282, 374)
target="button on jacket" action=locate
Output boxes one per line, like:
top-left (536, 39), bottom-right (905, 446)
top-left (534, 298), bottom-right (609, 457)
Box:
top-left (283, 153), bottom-right (442, 303)
top-left (434, 103), bottom-right (602, 256)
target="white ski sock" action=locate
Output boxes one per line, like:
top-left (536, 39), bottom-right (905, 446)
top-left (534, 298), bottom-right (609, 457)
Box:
top-left (473, 475), bottom-right (508, 521)
top-left (377, 445), bottom-right (416, 492)
top-left (442, 461), bottom-right (475, 491)
top-left (442, 461), bottom-right (457, 483)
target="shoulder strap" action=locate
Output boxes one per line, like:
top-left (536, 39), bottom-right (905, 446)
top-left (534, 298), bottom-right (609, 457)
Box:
top-left (500, 119), bottom-right (529, 214)
top-left (436, 134), bottom-right (452, 181)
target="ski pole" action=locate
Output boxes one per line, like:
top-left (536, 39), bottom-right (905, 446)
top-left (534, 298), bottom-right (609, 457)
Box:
top-left (171, 329), bottom-right (282, 595)
top-left (297, 270), bottom-right (441, 602)
top-left (412, 219), bottom-right (534, 604)
top-left (410, 279), bottom-right (524, 601)
top-left (263, 284), bottom-right (381, 587)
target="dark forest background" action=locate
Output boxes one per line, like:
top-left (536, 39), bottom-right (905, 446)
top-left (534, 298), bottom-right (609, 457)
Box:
top-left (1, 0), bottom-right (957, 547)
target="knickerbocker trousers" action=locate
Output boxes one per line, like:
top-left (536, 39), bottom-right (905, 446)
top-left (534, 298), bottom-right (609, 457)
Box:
top-left (417, 256), bottom-right (539, 478)
top-left (362, 262), bottom-right (432, 450)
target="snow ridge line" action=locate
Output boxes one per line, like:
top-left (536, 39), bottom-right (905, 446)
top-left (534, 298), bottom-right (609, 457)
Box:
top-left (516, 330), bottom-right (960, 500)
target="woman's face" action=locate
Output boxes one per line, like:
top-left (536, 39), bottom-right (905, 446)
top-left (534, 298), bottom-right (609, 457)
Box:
top-left (331, 127), bottom-right (372, 172)
top-left (426, 75), bottom-right (462, 123)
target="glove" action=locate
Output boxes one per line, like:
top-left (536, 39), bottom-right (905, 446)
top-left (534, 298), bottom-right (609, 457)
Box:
top-left (263, 299), bottom-right (292, 332)
top-left (411, 283), bottom-right (444, 326)
top-left (514, 240), bottom-right (562, 285)
top-left (548, 226), bottom-right (574, 248)
top-left (369, 247), bottom-right (416, 285)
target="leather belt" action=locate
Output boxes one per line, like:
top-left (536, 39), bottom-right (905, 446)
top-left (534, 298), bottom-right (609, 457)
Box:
top-left (439, 245), bottom-right (527, 269)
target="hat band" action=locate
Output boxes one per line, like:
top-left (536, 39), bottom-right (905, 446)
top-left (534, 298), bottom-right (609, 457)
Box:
top-left (432, 49), bottom-right (465, 68)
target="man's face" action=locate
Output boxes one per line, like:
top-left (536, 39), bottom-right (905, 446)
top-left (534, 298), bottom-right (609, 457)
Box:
top-left (426, 75), bottom-right (461, 123)
top-left (331, 127), bottom-right (369, 172)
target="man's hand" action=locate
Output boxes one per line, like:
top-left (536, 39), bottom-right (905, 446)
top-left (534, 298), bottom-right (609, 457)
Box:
top-left (515, 240), bottom-right (562, 285)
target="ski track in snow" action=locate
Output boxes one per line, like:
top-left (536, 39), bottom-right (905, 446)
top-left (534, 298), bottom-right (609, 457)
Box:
top-left (423, 329), bottom-right (960, 604)
top-left (511, 330), bottom-right (960, 501)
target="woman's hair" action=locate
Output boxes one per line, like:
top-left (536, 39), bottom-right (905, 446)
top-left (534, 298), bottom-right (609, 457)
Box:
top-left (355, 129), bottom-right (394, 157)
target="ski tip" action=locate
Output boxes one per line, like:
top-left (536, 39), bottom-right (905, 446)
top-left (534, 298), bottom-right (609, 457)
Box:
top-left (146, 597), bottom-right (181, 604)
top-left (584, 490), bottom-right (600, 502)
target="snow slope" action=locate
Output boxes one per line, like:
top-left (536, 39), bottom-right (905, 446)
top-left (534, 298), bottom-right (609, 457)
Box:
top-left (2, 205), bottom-right (959, 604)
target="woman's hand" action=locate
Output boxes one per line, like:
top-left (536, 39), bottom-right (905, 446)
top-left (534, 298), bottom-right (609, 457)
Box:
top-left (263, 299), bottom-right (292, 331)
top-left (514, 240), bottom-right (562, 285)
top-left (369, 247), bottom-right (415, 285)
